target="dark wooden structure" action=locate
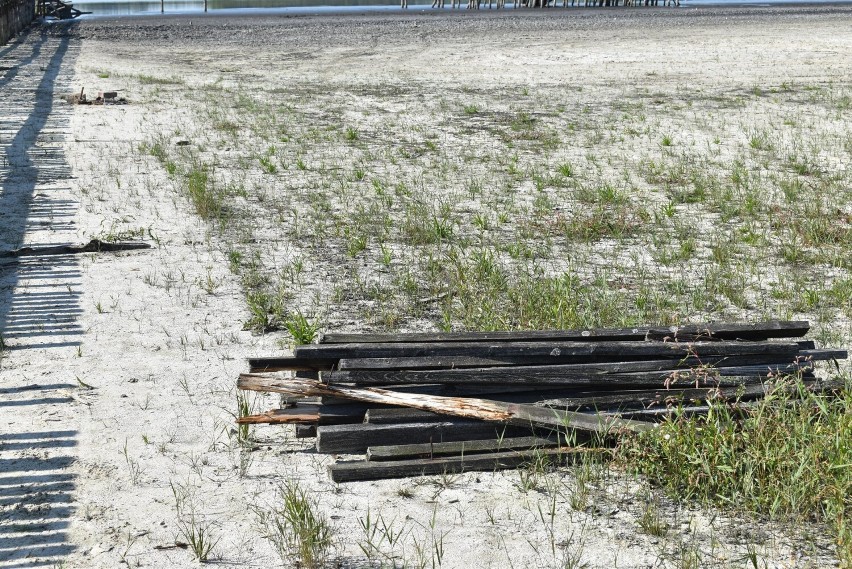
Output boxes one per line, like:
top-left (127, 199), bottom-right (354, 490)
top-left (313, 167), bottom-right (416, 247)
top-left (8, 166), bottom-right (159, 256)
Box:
top-left (0, 0), bottom-right (34, 45)
top-left (238, 320), bottom-right (846, 482)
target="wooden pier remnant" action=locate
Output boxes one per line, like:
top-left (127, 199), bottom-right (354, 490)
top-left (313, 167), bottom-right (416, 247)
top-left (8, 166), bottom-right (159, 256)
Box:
top-left (1, 0), bottom-right (35, 45)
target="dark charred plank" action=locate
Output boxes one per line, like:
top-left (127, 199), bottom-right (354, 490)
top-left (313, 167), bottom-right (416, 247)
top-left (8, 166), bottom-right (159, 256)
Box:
top-left (366, 436), bottom-right (563, 461)
top-left (364, 408), bottom-right (443, 424)
top-left (295, 424), bottom-right (317, 438)
top-left (318, 321), bottom-right (809, 344)
top-left (329, 448), bottom-right (575, 482)
top-left (316, 421), bottom-right (532, 454)
top-left (322, 367), bottom-right (789, 388)
top-left (296, 340), bottom-right (802, 361)
top-left (248, 356), bottom-right (337, 373)
top-left (336, 349), bottom-right (843, 371)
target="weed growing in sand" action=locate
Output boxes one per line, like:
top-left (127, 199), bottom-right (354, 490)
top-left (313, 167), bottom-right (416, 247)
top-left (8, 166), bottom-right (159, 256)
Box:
top-left (358, 508), bottom-right (409, 562)
top-left (122, 439), bottom-right (142, 485)
top-left (178, 513), bottom-right (220, 563)
top-left (257, 481), bottom-right (334, 568)
top-left (637, 493), bottom-right (669, 537)
top-left (234, 391), bottom-right (254, 445)
top-left (285, 311), bottom-right (320, 345)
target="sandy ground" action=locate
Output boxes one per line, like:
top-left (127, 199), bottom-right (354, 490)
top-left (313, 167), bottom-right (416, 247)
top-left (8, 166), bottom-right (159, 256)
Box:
top-left (1, 6), bottom-right (851, 568)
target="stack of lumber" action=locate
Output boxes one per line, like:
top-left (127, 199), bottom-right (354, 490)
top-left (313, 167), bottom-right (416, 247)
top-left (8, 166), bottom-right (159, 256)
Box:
top-left (237, 320), bottom-right (847, 482)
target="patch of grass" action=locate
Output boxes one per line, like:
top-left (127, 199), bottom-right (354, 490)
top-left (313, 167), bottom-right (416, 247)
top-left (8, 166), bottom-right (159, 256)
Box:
top-left (137, 74), bottom-right (184, 85)
top-left (177, 514), bottom-right (220, 563)
top-left (285, 311), bottom-right (320, 345)
top-left (619, 375), bottom-right (852, 565)
top-left (258, 482), bottom-right (334, 568)
top-left (183, 165), bottom-right (226, 221)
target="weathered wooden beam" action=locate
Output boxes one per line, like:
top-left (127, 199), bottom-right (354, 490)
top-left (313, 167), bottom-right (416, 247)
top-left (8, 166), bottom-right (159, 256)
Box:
top-left (237, 409), bottom-right (319, 424)
top-left (295, 424), bottom-right (317, 438)
top-left (535, 381), bottom-right (786, 411)
top-left (237, 375), bottom-right (655, 434)
top-left (319, 320), bottom-right (810, 344)
top-left (323, 365), bottom-right (802, 387)
top-left (316, 421), bottom-right (532, 454)
top-left (366, 436), bottom-right (562, 461)
top-left (329, 448), bottom-right (582, 482)
top-left (238, 403), bottom-right (369, 425)
top-left (364, 408), bottom-right (442, 424)
top-left (336, 349), bottom-right (843, 371)
top-left (248, 356), bottom-right (337, 373)
top-left (295, 340), bottom-right (802, 362)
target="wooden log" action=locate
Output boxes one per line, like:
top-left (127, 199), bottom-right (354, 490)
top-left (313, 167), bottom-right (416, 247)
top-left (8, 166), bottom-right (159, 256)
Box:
top-left (329, 448), bottom-right (578, 482)
top-left (237, 375), bottom-right (655, 434)
top-left (295, 340), bottom-right (802, 361)
top-left (319, 320), bottom-right (809, 344)
top-left (336, 349), bottom-right (844, 371)
top-left (366, 436), bottom-right (562, 461)
top-left (316, 421), bottom-right (533, 454)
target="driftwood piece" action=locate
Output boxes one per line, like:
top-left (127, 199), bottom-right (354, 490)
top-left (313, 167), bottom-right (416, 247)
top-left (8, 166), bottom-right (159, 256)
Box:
top-left (237, 375), bottom-right (655, 434)
top-left (319, 320), bottom-right (809, 344)
top-left (366, 436), bottom-right (561, 461)
top-left (329, 448), bottom-right (575, 482)
top-left (0, 239), bottom-right (151, 258)
top-left (316, 421), bottom-right (532, 454)
top-left (294, 340), bottom-right (802, 362)
top-left (238, 409), bottom-right (320, 424)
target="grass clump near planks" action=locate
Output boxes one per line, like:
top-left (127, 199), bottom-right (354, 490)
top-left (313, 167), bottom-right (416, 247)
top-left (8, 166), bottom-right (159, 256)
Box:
top-left (618, 374), bottom-right (852, 565)
top-left (257, 481), bottom-right (335, 568)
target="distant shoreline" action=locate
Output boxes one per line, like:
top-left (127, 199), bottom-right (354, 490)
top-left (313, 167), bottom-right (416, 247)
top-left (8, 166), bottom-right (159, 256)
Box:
top-left (57, 0), bottom-right (852, 21)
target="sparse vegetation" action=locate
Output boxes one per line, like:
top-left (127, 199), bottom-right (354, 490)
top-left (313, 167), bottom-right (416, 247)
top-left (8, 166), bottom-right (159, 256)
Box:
top-left (258, 482), bottom-right (335, 568)
top-left (133, 45), bottom-right (852, 567)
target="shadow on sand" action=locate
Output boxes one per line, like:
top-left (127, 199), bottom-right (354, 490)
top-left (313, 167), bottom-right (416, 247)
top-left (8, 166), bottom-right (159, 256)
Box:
top-left (1, 24), bottom-right (80, 568)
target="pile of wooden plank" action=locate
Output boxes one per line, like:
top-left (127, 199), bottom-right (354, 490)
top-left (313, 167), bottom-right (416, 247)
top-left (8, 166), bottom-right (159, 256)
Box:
top-left (237, 320), bottom-right (847, 482)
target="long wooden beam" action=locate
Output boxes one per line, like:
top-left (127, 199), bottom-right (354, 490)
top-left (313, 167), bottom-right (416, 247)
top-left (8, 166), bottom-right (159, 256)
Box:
top-left (321, 367), bottom-right (794, 388)
top-left (294, 340), bottom-right (802, 361)
top-left (237, 374), bottom-right (655, 434)
top-left (366, 436), bottom-right (562, 461)
top-left (335, 349), bottom-right (843, 371)
top-left (319, 320), bottom-right (809, 344)
top-left (329, 448), bottom-right (587, 482)
top-left (316, 422), bottom-right (532, 454)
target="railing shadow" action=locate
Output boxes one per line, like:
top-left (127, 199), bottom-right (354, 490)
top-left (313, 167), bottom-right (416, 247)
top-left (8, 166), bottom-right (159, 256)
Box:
top-left (0, 27), bottom-right (81, 350)
top-left (1, 22), bottom-right (81, 568)
top-left (0, 427), bottom-right (78, 568)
